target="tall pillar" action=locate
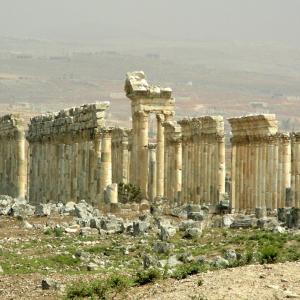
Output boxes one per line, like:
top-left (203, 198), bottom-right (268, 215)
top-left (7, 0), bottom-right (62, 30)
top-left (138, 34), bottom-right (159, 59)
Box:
top-left (231, 141), bottom-right (237, 212)
top-left (100, 129), bottom-right (112, 201)
top-left (174, 139), bottom-right (182, 203)
top-left (15, 129), bottom-right (26, 199)
top-left (156, 114), bottom-right (165, 198)
top-left (282, 134), bottom-right (291, 208)
top-left (217, 135), bottom-right (225, 202)
top-left (137, 111), bottom-right (149, 198)
top-left (148, 143), bottom-right (157, 201)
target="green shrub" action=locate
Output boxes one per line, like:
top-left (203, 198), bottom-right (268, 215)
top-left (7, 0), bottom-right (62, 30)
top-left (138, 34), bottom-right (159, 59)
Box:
top-left (260, 245), bottom-right (279, 264)
top-left (171, 263), bottom-right (204, 280)
top-left (65, 274), bottom-right (131, 299)
top-left (135, 268), bottom-right (161, 285)
top-left (54, 227), bottom-right (64, 237)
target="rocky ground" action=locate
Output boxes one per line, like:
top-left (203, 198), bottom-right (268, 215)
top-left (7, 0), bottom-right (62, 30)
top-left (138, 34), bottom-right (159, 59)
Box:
top-left (0, 195), bottom-right (299, 299)
top-left (131, 261), bottom-right (300, 300)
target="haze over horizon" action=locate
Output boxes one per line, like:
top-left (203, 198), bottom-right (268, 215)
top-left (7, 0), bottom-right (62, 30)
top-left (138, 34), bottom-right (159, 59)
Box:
top-left (1, 0), bottom-right (300, 47)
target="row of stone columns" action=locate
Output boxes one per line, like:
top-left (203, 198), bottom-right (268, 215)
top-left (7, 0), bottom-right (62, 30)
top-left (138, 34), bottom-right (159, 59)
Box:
top-left (0, 115), bottom-right (26, 199)
top-left (27, 102), bottom-right (111, 206)
top-left (178, 116), bottom-right (225, 205)
top-left (229, 115), bottom-right (291, 212)
top-left (28, 130), bottom-right (112, 206)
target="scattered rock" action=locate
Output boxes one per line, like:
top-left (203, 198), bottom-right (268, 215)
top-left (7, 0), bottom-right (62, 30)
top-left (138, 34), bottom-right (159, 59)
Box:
top-left (224, 249), bottom-right (237, 261)
top-left (65, 224), bottom-right (80, 233)
top-left (153, 241), bottom-right (174, 254)
top-left (86, 262), bottom-right (100, 271)
top-left (41, 278), bottom-right (63, 291)
top-left (160, 225), bottom-right (176, 241)
top-left (211, 256), bottom-right (230, 268)
top-left (35, 203), bottom-right (52, 216)
top-left (133, 220), bottom-right (150, 236)
top-left (22, 220), bottom-right (33, 229)
top-left (184, 227), bottom-right (202, 238)
top-left (80, 227), bottom-right (99, 236)
top-left (143, 254), bottom-right (159, 269)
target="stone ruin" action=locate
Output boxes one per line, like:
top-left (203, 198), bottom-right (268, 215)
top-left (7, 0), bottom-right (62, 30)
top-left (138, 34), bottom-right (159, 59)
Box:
top-left (26, 102), bottom-right (110, 205)
top-left (0, 114), bottom-right (26, 199)
top-left (0, 71), bottom-right (299, 226)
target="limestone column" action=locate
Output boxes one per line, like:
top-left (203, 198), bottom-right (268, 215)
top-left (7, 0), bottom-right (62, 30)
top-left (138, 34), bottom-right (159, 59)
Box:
top-left (137, 111), bottom-right (149, 198)
top-left (254, 138), bottom-right (259, 208)
top-left (231, 140), bottom-right (237, 212)
top-left (15, 129), bottom-right (26, 199)
top-left (122, 137), bottom-right (129, 183)
top-left (156, 114), bottom-right (165, 198)
top-left (272, 137), bottom-right (279, 209)
top-left (282, 134), bottom-right (291, 208)
top-left (148, 143), bottom-right (157, 201)
top-left (100, 129), bottom-right (112, 201)
top-left (174, 139), bottom-right (182, 203)
top-left (217, 135), bottom-right (225, 203)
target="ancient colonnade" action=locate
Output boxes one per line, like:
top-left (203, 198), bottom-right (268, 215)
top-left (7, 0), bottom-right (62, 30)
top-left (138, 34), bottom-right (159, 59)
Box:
top-left (125, 71), bottom-right (174, 198)
top-left (1, 71), bottom-right (300, 215)
top-left (178, 116), bottom-right (225, 206)
top-left (0, 114), bottom-right (26, 198)
top-left (26, 102), bottom-right (111, 205)
top-left (229, 115), bottom-right (291, 212)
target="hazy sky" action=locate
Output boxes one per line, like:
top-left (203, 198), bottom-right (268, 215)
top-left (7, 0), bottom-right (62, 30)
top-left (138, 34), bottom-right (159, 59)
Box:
top-left (1, 0), bottom-right (300, 45)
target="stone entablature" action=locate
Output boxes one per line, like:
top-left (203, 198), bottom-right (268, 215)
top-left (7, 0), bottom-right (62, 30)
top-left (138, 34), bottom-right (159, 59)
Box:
top-left (229, 115), bottom-right (290, 212)
top-left (27, 102), bottom-right (109, 142)
top-left (0, 114), bottom-right (26, 198)
top-left (27, 102), bottom-right (111, 206)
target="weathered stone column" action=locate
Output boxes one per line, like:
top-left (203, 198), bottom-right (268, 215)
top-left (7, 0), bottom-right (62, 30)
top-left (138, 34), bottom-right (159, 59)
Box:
top-left (156, 114), bottom-right (165, 198)
top-left (281, 133), bottom-right (291, 208)
top-left (217, 134), bottom-right (225, 202)
top-left (174, 139), bottom-right (182, 203)
top-left (100, 129), bottom-right (112, 201)
top-left (148, 143), bottom-right (157, 201)
top-left (15, 129), bottom-right (26, 199)
top-left (137, 111), bottom-right (149, 198)
top-left (231, 140), bottom-right (237, 212)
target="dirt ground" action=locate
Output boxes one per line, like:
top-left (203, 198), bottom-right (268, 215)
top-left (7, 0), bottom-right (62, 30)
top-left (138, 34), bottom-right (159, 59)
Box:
top-left (0, 262), bottom-right (298, 299)
top-left (130, 262), bottom-right (300, 300)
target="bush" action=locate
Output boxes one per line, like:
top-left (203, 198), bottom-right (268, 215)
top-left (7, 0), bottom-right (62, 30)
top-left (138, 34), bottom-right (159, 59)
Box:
top-left (134, 268), bottom-right (161, 285)
top-left (260, 245), bottom-right (279, 264)
top-left (171, 263), bottom-right (204, 280)
top-left (65, 274), bottom-right (131, 299)
top-left (54, 227), bottom-right (64, 237)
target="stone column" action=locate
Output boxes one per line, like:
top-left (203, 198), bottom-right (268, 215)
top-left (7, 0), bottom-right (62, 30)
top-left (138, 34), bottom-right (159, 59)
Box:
top-left (100, 129), bottom-right (112, 202)
top-left (148, 143), bottom-right (157, 201)
top-left (282, 134), bottom-right (291, 208)
top-left (137, 111), bottom-right (149, 198)
top-left (156, 114), bottom-right (165, 198)
top-left (217, 135), bottom-right (225, 203)
top-left (174, 139), bottom-right (182, 203)
top-left (122, 137), bottom-right (129, 183)
top-left (231, 140), bottom-right (237, 212)
top-left (15, 129), bottom-right (26, 199)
